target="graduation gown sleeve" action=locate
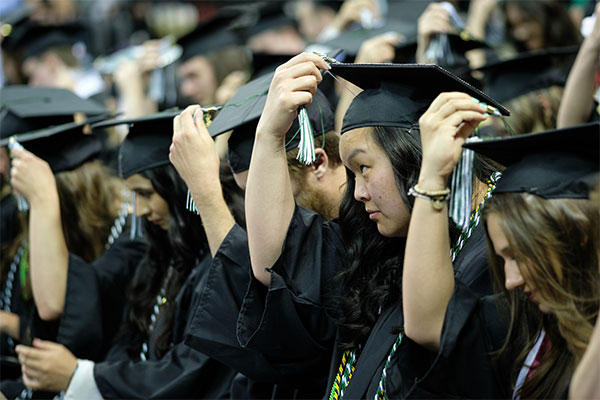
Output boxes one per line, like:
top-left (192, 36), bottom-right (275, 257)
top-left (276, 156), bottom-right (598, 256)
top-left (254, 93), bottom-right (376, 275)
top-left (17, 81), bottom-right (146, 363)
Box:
top-left (235, 206), bottom-right (342, 375)
top-left (31, 232), bottom-right (147, 361)
top-left (185, 224), bottom-right (283, 381)
top-left (385, 224), bottom-right (512, 399)
top-left (93, 256), bottom-right (237, 399)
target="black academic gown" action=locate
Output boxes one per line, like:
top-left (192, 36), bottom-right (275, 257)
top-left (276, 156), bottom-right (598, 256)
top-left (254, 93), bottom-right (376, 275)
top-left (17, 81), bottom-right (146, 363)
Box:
top-left (233, 206), bottom-right (502, 399)
top-left (92, 252), bottom-right (237, 399)
top-left (29, 230), bottom-right (147, 361)
top-left (185, 222), bottom-right (335, 399)
top-left (385, 285), bottom-right (512, 399)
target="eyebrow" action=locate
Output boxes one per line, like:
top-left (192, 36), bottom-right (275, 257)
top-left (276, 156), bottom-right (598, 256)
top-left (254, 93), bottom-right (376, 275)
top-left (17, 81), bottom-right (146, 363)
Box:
top-left (345, 148), bottom-right (366, 164)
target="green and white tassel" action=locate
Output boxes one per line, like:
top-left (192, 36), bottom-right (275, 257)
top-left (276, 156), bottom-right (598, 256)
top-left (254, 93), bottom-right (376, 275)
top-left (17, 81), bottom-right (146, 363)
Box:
top-left (296, 106), bottom-right (316, 165)
top-left (186, 190), bottom-right (199, 214)
top-left (8, 137), bottom-right (29, 212)
top-left (130, 192), bottom-right (143, 239)
top-left (449, 140), bottom-right (476, 230)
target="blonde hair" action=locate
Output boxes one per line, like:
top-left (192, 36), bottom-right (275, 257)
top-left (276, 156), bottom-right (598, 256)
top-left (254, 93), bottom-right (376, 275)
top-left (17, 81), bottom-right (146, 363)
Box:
top-left (484, 192), bottom-right (600, 397)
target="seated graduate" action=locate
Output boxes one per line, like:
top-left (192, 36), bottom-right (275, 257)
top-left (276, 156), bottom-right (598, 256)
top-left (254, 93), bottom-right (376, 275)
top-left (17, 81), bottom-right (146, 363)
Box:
top-left (14, 111), bottom-right (239, 399)
top-left (400, 122), bottom-right (599, 398)
top-left (0, 87), bottom-right (145, 394)
top-left (170, 75), bottom-right (344, 398)
top-left (242, 52), bottom-right (508, 398)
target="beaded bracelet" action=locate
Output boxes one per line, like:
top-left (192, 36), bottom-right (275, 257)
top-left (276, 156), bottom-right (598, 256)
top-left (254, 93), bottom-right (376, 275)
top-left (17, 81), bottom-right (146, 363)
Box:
top-left (407, 184), bottom-right (450, 211)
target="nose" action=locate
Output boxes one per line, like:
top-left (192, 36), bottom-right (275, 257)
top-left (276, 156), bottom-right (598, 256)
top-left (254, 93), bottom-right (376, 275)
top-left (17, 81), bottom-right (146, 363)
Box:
top-left (504, 261), bottom-right (525, 291)
top-left (353, 178), bottom-right (370, 202)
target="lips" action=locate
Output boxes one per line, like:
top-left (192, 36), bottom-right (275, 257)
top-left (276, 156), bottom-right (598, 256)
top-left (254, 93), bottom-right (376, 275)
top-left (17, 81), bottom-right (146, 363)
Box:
top-left (366, 209), bottom-right (380, 220)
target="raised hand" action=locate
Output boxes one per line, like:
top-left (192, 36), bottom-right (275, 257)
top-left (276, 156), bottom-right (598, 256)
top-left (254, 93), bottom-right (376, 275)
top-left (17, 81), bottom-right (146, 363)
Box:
top-left (418, 92), bottom-right (488, 189)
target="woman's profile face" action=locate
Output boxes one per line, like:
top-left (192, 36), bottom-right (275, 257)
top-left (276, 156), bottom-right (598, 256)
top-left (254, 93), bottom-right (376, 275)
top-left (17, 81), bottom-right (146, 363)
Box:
top-left (125, 174), bottom-right (170, 231)
top-left (487, 213), bottom-right (551, 313)
top-left (339, 127), bottom-right (410, 238)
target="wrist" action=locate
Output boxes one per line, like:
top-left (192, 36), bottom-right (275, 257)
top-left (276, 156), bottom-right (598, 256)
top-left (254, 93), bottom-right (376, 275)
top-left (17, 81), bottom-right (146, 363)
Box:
top-left (29, 187), bottom-right (60, 208)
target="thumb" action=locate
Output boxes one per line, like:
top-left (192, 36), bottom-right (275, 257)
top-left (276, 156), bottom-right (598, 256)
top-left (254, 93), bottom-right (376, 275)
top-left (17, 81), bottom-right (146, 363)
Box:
top-left (33, 338), bottom-right (56, 350)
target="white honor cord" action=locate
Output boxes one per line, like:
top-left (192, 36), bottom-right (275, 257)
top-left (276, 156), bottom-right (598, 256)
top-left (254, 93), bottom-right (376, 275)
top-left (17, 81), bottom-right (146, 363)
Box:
top-left (513, 329), bottom-right (546, 400)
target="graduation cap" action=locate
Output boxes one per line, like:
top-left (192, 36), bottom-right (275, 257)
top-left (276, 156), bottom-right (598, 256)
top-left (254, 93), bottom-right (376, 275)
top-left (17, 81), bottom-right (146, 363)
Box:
top-left (207, 71), bottom-right (335, 173)
top-left (329, 63), bottom-right (509, 134)
top-left (476, 46), bottom-right (579, 103)
top-left (0, 3), bottom-right (34, 40)
top-left (92, 110), bottom-right (180, 179)
top-left (177, 12), bottom-right (242, 63)
top-left (239, 2), bottom-right (297, 39)
top-left (250, 52), bottom-right (292, 78)
top-left (463, 122), bottom-right (600, 199)
top-left (0, 86), bottom-right (108, 139)
top-left (0, 115), bottom-right (106, 173)
top-left (7, 22), bottom-right (88, 60)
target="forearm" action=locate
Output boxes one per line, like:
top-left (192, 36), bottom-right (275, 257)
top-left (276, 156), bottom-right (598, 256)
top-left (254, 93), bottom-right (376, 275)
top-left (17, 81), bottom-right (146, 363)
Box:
top-left (402, 178), bottom-right (454, 351)
top-left (245, 130), bottom-right (295, 286)
top-left (191, 184), bottom-right (236, 257)
top-left (570, 314), bottom-right (600, 399)
top-left (29, 191), bottom-right (68, 321)
top-left (0, 311), bottom-right (20, 339)
top-left (557, 37), bottom-right (600, 128)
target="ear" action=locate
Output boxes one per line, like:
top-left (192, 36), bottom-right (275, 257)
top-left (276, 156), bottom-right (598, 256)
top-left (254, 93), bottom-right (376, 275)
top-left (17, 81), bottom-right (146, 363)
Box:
top-left (312, 148), bottom-right (329, 180)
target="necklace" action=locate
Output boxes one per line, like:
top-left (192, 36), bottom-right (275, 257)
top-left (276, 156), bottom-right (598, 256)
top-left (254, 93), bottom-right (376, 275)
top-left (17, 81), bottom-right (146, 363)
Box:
top-left (139, 266), bottom-right (172, 361)
top-left (105, 201), bottom-right (129, 249)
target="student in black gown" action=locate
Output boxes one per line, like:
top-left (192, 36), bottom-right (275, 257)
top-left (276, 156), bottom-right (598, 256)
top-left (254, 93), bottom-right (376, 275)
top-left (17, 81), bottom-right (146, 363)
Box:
top-left (170, 80), bottom-right (345, 398)
top-left (14, 111), bottom-right (238, 399)
top-left (399, 122), bottom-right (600, 399)
top-left (242, 52), bottom-right (509, 398)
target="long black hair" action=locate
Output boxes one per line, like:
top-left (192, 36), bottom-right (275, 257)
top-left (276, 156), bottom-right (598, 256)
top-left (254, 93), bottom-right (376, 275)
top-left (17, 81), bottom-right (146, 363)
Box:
top-left (126, 163), bottom-right (209, 359)
top-left (337, 126), bottom-right (421, 349)
top-left (336, 125), bottom-right (499, 350)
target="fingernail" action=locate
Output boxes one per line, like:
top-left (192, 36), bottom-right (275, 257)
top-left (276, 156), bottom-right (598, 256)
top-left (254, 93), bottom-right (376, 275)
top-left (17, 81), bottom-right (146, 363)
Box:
top-left (480, 102), bottom-right (488, 110)
top-left (483, 113), bottom-right (489, 117)
top-left (471, 97), bottom-right (480, 103)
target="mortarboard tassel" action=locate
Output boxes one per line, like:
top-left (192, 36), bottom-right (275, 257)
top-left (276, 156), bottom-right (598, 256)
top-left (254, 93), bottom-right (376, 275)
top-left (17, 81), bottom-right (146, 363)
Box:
top-left (130, 192), bottom-right (143, 239)
top-left (449, 139), bottom-right (476, 230)
top-left (7, 137), bottom-right (29, 212)
top-left (296, 106), bottom-right (317, 165)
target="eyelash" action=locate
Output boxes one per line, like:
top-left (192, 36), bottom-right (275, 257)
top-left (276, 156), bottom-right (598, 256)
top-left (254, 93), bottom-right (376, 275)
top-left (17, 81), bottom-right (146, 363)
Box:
top-left (137, 190), bottom-right (153, 199)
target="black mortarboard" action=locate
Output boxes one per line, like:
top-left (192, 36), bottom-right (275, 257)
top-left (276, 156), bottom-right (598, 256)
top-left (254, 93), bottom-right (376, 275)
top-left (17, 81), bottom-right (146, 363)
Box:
top-left (208, 71), bottom-right (335, 173)
top-left (92, 110), bottom-right (180, 179)
top-left (476, 46), bottom-right (579, 103)
top-left (0, 116), bottom-right (105, 173)
top-left (330, 63), bottom-right (509, 134)
top-left (177, 12), bottom-right (241, 63)
top-left (0, 86), bottom-right (108, 139)
top-left (239, 2), bottom-right (297, 39)
top-left (463, 122), bottom-right (600, 199)
top-left (9, 22), bottom-right (88, 60)
top-left (250, 52), bottom-right (292, 78)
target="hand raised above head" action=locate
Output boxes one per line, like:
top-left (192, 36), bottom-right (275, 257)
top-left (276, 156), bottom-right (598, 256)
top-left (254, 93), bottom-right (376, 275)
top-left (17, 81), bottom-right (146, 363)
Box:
top-left (418, 92), bottom-right (489, 188)
top-left (9, 148), bottom-right (56, 204)
top-left (170, 105), bottom-right (221, 196)
top-left (256, 53), bottom-right (330, 142)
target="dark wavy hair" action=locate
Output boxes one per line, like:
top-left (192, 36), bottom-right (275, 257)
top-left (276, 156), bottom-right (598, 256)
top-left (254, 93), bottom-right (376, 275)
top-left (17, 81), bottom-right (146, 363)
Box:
top-left (336, 125), bottom-right (500, 350)
top-left (125, 163), bottom-right (209, 359)
top-left (336, 126), bottom-right (420, 349)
